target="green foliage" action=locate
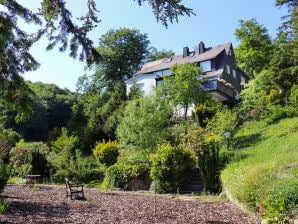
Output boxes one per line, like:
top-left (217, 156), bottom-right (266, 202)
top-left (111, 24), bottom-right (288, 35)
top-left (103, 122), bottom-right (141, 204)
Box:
top-left (198, 143), bottom-right (222, 193)
top-left (0, 159), bottom-right (10, 193)
top-left (262, 179), bottom-right (298, 223)
top-left (193, 99), bottom-right (220, 127)
top-left (234, 18), bottom-right (274, 77)
top-left (95, 28), bottom-right (150, 90)
top-left (9, 140), bottom-right (49, 177)
top-left (117, 93), bottom-right (172, 161)
top-left (49, 129), bottom-right (80, 181)
top-left (11, 163), bottom-right (32, 178)
top-left (261, 105), bottom-right (297, 124)
top-left (221, 117), bottom-right (298, 221)
top-left (103, 162), bottom-right (150, 190)
top-left (9, 140), bottom-right (47, 166)
top-left (50, 128), bottom-right (78, 154)
top-left (0, 199), bottom-right (10, 214)
top-left (52, 149), bottom-right (105, 183)
top-left (25, 148), bottom-right (49, 176)
top-left (93, 139), bottom-right (119, 167)
top-left (146, 47), bottom-right (175, 62)
top-left (163, 63), bottom-right (206, 120)
top-left (150, 142), bottom-right (196, 193)
top-left (205, 106), bottom-right (238, 145)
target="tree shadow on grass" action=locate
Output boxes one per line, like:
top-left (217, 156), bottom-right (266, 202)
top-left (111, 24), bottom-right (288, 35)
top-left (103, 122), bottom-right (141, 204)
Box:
top-left (233, 133), bottom-right (262, 149)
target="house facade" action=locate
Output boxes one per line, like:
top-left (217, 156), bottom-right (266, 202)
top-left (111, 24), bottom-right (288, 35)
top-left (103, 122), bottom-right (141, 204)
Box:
top-left (126, 41), bottom-right (249, 105)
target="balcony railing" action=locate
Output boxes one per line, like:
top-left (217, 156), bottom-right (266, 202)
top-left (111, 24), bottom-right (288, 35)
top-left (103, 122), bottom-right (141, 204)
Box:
top-left (201, 80), bottom-right (235, 100)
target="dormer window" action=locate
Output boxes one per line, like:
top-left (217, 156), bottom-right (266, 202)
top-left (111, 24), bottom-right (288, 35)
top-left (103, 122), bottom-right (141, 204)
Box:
top-left (200, 60), bottom-right (211, 72)
top-left (166, 58), bottom-right (172, 63)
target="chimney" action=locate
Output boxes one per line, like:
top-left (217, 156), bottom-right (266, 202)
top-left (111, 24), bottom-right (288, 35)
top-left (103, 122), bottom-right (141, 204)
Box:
top-left (183, 46), bottom-right (189, 57)
top-left (199, 41), bottom-right (205, 54)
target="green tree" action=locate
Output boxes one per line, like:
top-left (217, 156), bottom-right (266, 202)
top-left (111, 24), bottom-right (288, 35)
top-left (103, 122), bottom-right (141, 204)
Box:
top-left (146, 47), bottom-right (175, 62)
top-left (116, 93), bottom-right (172, 161)
top-left (234, 18), bottom-right (274, 78)
top-left (163, 63), bottom-right (206, 121)
top-left (69, 28), bottom-right (152, 151)
top-left (94, 28), bottom-right (150, 91)
top-left (0, 0), bottom-right (194, 119)
top-left (2, 82), bottom-right (76, 142)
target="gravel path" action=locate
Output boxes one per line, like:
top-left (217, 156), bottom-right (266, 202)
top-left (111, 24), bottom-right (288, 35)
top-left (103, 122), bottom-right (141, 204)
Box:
top-left (0, 184), bottom-right (259, 224)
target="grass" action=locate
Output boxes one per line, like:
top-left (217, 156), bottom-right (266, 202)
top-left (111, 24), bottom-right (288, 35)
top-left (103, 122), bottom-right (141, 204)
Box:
top-left (221, 117), bottom-right (298, 222)
top-left (0, 199), bottom-right (10, 214)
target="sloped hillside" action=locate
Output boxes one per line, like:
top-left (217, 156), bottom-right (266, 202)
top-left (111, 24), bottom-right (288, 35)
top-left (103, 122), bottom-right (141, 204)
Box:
top-left (221, 117), bottom-right (298, 222)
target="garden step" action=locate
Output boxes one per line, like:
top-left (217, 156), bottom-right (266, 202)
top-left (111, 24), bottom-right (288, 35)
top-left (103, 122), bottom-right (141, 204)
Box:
top-left (180, 168), bottom-right (204, 194)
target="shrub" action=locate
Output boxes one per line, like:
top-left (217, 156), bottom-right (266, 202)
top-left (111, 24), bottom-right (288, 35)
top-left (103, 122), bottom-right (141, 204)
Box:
top-left (103, 162), bottom-right (150, 190)
top-left (198, 143), bottom-right (221, 193)
top-left (93, 140), bottom-right (119, 167)
top-left (0, 159), bottom-right (10, 193)
top-left (52, 150), bottom-right (105, 183)
top-left (25, 148), bottom-right (49, 177)
top-left (150, 142), bottom-right (196, 193)
top-left (261, 105), bottom-right (297, 124)
top-left (262, 179), bottom-right (298, 223)
top-left (9, 141), bottom-right (49, 177)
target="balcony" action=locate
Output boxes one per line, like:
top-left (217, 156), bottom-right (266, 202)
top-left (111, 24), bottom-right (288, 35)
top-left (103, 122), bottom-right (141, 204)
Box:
top-left (201, 80), bottom-right (236, 103)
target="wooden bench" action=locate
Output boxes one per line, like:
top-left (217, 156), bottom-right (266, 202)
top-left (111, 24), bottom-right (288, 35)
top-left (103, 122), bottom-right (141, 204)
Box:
top-left (65, 178), bottom-right (84, 199)
top-left (25, 174), bottom-right (41, 186)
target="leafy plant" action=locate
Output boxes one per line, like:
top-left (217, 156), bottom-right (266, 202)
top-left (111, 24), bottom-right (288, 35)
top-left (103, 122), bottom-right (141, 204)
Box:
top-left (103, 162), bottom-right (150, 190)
top-left (262, 180), bottom-right (298, 223)
top-left (0, 199), bottom-right (10, 214)
top-left (93, 139), bottom-right (119, 167)
top-left (150, 142), bottom-right (196, 193)
top-left (198, 142), bottom-right (221, 193)
top-left (0, 159), bottom-right (10, 193)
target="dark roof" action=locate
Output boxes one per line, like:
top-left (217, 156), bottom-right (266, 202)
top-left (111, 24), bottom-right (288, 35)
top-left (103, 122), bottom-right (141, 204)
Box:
top-left (136, 42), bottom-right (232, 75)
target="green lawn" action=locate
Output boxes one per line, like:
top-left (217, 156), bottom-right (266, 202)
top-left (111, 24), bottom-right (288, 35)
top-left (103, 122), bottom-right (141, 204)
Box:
top-left (221, 117), bottom-right (298, 222)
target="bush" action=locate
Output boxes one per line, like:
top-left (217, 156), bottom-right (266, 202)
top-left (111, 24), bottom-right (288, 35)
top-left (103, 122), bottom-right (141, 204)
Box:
top-left (262, 179), bottom-right (298, 223)
top-left (103, 162), bottom-right (150, 190)
top-left (261, 105), bottom-right (297, 124)
top-left (198, 143), bottom-right (221, 193)
top-left (0, 159), bottom-right (10, 193)
top-left (93, 140), bottom-right (119, 167)
top-left (25, 148), bottom-right (49, 177)
top-left (150, 142), bottom-right (196, 193)
top-left (52, 150), bottom-right (105, 183)
top-left (9, 141), bottom-right (49, 177)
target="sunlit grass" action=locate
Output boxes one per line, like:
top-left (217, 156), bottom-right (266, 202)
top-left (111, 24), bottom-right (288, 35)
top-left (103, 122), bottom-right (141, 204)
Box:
top-left (221, 117), bottom-right (298, 219)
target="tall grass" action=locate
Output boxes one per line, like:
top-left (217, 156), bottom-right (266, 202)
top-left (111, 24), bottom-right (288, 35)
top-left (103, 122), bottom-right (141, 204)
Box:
top-left (221, 117), bottom-right (298, 222)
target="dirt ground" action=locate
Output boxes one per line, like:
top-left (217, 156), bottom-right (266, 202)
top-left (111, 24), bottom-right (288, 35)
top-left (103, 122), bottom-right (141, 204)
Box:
top-left (0, 184), bottom-right (259, 224)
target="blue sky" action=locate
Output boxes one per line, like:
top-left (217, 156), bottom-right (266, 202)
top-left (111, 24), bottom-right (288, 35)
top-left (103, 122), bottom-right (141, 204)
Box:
top-left (18, 0), bottom-right (288, 91)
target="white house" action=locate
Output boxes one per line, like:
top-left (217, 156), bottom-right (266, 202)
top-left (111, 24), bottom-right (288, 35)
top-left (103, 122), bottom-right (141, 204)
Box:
top-left (126, 41), bottom-right (249, 105)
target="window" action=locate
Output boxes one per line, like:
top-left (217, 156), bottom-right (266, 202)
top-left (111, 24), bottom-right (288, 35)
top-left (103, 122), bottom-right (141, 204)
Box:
top-left (200, 60), bottom-right (211, 72)
top-left (226, 64), bottom-right (230, 74)
top-left (156, 79), bottom-right (164, 87)
top-left (136, 83), bottom-right (144, 91)
top-left (232, 69), bottom-right (236, 79)
top-left (163, 69), bottom-right (171, 75)
top-left (240, 75), bottom-right (246, 84)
